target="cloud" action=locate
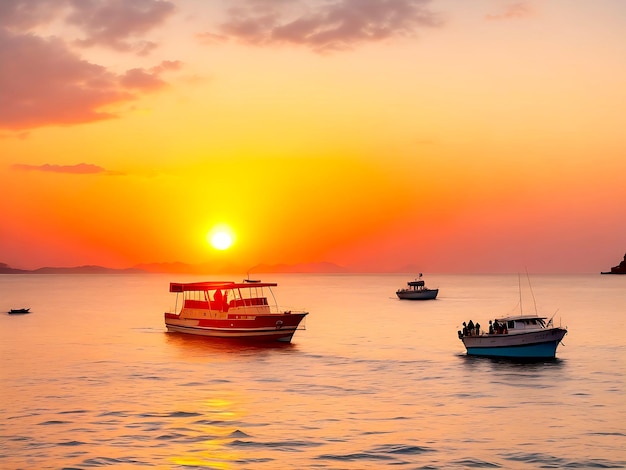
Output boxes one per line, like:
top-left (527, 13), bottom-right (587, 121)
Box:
top-left (1, 0), bottom-right (177, 54)
top-left (0, 0), bottom-right (64, 31)
top-left (485, 2), bottom-right (535, 20)
top-left (151, 60), bottom-right (183, 73)
top-left (0, 1), bottom-right (182, 131)
top-left (12, 163), bottom-right (109, 174)
top-left (67, 0), bottom-right (176, 54)
top-left (0, 30), bottom-right (178, 130)
top-left (196, 31), bottom-right (228, 46)
top-left (120, 60), bottom-right (183, 89)
top-left (207, 0), bottom-right (443, 53)
top-left (121, 68), bottom-right (166, 90)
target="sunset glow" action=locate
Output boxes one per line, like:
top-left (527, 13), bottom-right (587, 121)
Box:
top-left (1, 0), bottom-right (625, 273)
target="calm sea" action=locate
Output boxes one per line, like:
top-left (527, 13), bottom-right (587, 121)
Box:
top-left (1, 273), bottom-right (625, 469)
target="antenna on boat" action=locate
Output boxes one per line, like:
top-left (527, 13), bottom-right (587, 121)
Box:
top-left (547, 308), bottom-right (559, 326)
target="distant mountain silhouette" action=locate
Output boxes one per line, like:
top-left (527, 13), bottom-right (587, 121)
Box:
top-left (249, 262), bottom-right (348, 274)
top-left (0, 263), bottom-right (30, 274)
top-left (0, 261), bottom-right (347, 275)
top-left (134, 261), bottom-right (243, 274)
top-left (0, 263), bottom-right (145, 274)
top-left (34, 265), bottom-right (146, 274)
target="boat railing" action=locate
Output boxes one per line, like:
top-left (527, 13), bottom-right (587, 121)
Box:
top-left (184, 299), bottom-right (210, 309)
top-left (230, 297), bottom-right (268, 308)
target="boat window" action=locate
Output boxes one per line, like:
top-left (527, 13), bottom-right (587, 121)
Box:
top-left (507, 321), bottom-right (515, 329)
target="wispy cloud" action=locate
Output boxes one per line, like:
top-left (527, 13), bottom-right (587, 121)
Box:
top-left (0, 0), bottom-right (180, 131)
top-left (67, 0), bottom-right (177, 55)
top-left (204, 0), bottom-right (444, 53)
top-left (11, 163), bottom-right (120, 175)
top-left (0, 30), bottom-right (181, 130)
top-left (0, 0), bottom-right (63, 31)
top-left (0, 0), bottom-right (177, 54)
top-left (485, 2), bottom-right (535, 21)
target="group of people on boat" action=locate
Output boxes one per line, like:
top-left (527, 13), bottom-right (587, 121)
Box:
top-left (460, 319), bottom-right (508, 338)
top-left (461, 320), bottom-right (480, 336)
top-left (488, 319), bottom-right (508, 335)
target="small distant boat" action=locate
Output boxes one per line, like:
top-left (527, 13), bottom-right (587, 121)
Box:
top-left (164, 280), bottom-right (308, 342)
top-left (396, 273), bottom-right (438, 300)
top-left (8, 308), bottom-right (30, 314)
top-left (458, 274), bottom-right (567, 359)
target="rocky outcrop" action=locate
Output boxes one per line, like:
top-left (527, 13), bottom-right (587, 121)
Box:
top-left (601, 253), bottom-right (626, 274)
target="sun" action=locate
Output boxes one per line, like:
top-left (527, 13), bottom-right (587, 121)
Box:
top-left (209, 231), bottom-right (233, 250)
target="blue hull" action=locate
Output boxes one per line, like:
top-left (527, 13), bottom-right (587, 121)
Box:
top-left (465, 340), bottom-right (560, 358)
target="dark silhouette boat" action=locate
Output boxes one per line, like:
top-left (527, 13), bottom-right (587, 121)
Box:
top-left (396, 273), bottom-right (438, 300)
top-left (8, 308), bottom-right (30, 314)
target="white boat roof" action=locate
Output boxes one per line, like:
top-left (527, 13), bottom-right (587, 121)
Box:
top-left (170, 281), bottom-right (277, 292)
top-left (494, 314), bottom-right (547, 322)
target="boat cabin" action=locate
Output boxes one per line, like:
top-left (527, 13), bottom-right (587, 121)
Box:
top-left (404, 280), bottom-right (426, 291)
top-left (495, 315), bottom-right (548, 332)
top-left (170, 281), bottom-right (278, 319)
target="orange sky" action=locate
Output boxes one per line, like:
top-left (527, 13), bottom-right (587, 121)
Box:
top-left (1, 0), bottom-right (625, 273)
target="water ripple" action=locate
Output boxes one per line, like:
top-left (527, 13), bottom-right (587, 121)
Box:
top-left (452, 458), bottom-right (501, 468)
top-left (504, 451), bottom-right (626, 468)
top-left (371, 443), bottom-right (436, 455)
top-left (78, 456), bottom-right (150, 467)
top-left (317, 452), bottom-right (395, 462)
top-left (229, 438), bottom-right (321, 449)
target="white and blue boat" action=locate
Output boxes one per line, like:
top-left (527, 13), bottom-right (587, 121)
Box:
top-left (458, 273), bottom-right (567, 359)
top-left (458, 314), bottom-right (567, 359)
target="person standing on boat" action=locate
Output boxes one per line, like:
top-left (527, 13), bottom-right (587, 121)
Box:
top-left (489, 320), bottom-right (494, 335)
top-left (468, 319), bottom-right (475, 336)
top-left (475, 322), bottom-right (481, 336)
top-left (462, 322), bottom-right (468, 336)
top-left (222, 291), bottom-right (229, 312)
top-left (213, 289), bottom-right (223, 310)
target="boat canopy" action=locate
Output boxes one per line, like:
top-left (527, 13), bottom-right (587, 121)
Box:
top-left (494, 314), bottom-right (547, 322)
top-left (408, 280), bottom-right (425, 287)
top-left (170, 281), bottom-right (277, 292)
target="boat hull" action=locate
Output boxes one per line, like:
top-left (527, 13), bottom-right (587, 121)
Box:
top-left (461, 328), bottom-right (567, 358)
top-left (164, 312), bottom-right (307, 342)
top-left (8, 309), bottom-right (30, 314)
top-left (396, 289), bottom-right (438, 300)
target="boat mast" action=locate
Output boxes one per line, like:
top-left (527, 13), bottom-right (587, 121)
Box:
top-left (518, 273), bottom-right (523, 314)
top-left (525, 268), bottom-right (538, 315)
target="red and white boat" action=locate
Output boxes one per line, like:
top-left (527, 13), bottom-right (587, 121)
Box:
top-left (164, 280), bottom-right (308, 342)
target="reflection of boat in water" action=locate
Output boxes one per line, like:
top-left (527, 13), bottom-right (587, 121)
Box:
top-left (8, 308), bottom-right (30, 314)
top-left (458, 275), bottom-right (567, 359)
top-left (164, 280), bottom-right (308, 342)
top-left (166, 331), bottom-right (295, 354)
top-left (396, 274), bottom-right (438, 300)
